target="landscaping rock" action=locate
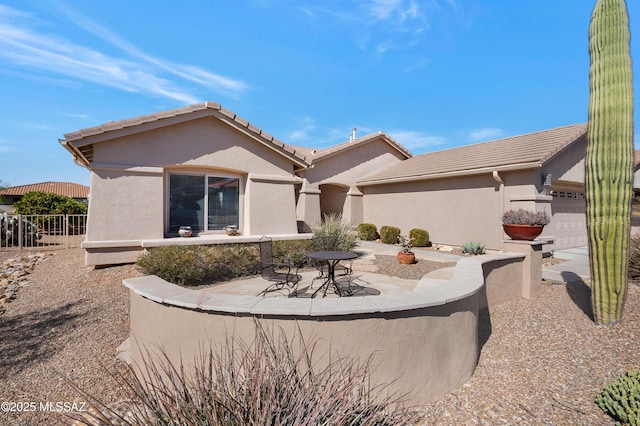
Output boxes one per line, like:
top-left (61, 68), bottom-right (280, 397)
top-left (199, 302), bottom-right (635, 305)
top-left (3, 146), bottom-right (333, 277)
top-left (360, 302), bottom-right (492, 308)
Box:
top-left (0, 252), bottom-right (53, 315)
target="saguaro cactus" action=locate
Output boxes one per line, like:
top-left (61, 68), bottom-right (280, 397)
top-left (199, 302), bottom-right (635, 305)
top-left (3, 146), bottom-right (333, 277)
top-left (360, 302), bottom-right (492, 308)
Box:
top-left (586, 0), bottom-right (634, 325)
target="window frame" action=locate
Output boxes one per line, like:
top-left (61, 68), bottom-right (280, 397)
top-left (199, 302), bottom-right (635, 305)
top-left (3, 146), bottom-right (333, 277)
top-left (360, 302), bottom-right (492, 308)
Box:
top-left (166, 170), bottom-right (243, 236)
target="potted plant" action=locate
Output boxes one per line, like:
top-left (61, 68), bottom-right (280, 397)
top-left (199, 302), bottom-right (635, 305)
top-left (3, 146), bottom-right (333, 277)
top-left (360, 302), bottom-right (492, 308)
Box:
top-left (397, 235), bottom-right (416, 264)
top-left (502, 209), bottom-right (550, 241)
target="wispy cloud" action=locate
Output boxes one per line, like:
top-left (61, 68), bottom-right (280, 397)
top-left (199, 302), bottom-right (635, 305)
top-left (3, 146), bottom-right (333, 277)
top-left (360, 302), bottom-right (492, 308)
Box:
top-left (21, 123), bottom-right (54, 131)
top-left (298, 0), bottom-right (459, 54)
top-left (0, 138), bottom-right (15, 152)
top-left (467, 128), bottom-right (504, 143)
top-left (0, 4), bottom-right (249, 103)
top-left (388, 130), bottom-right (446, 152)
top-left (287, 117), bottom-right (318, 142)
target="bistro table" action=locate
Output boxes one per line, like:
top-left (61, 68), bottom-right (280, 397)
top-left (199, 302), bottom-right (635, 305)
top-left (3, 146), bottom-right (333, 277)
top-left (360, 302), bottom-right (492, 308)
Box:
top-left (305, 251), bottom-right (358, 298)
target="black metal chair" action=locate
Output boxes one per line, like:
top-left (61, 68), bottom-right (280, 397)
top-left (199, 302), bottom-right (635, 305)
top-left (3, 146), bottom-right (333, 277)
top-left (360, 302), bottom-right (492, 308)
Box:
top-left (258, 236), bottom-right (301, 297)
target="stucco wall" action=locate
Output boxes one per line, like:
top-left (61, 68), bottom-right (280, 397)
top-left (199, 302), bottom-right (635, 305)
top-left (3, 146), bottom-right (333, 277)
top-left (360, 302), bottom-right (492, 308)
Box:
top-left (82, 117), bottom-right (301, 265)
top-left (361, 174), bottom-right (504, 249)
top-left (124, 248), bottom-right (537, 406)
top-left (303, 139), bottom-right (407, 187)
top-left (360, 170), bottom-right (552, 250)
top-left (297, 138), bottom-right (408, 228)
top-left (128, 292), bottom-right (478, 406)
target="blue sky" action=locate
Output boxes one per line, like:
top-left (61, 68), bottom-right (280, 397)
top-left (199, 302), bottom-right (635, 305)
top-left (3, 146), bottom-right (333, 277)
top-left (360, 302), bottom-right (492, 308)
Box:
top-left (0, 0), bottom-right (638, 187)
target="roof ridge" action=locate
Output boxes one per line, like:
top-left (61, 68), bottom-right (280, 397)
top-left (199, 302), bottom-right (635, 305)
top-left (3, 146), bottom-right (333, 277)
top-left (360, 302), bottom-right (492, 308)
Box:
top-left (416, 123), bottom-right (588, 156)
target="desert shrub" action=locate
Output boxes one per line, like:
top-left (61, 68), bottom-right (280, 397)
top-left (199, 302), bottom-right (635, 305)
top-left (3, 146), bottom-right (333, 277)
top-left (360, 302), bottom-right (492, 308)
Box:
top-left (379, 225), bottom-right (400, 244)
top-left (137, 245), bottom-right (211, 285)
top-left (595, 369), bottom-right (640, 426)
top-left (311, 213), bottom-right (357, 252)
top-left (65, 321), bottom-right (422, 425)
top-left (461, 241), bottom-right (485, 255)
top-left (137, 244), bottom-right (260, 285)
top-left (272, 239), bottom-right (314, 268)
top-left (358, 223), bottom-right (379, 241)
top-left (629, 233), bottom-right (640, 281)
top-left (207, 245), bottom-right (261, 280)
top-left (409, 228), bottom-right (430, 247)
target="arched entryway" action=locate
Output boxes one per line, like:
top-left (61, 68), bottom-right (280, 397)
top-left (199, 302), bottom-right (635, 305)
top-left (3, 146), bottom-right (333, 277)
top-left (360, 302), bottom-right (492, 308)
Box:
top-left (319, 183), bottom-right (348, 219)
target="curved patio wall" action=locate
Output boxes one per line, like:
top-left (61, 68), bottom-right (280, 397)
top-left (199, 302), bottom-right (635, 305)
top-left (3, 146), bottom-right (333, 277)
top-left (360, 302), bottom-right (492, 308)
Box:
top-left (124, 252), bottom-right (526, 406)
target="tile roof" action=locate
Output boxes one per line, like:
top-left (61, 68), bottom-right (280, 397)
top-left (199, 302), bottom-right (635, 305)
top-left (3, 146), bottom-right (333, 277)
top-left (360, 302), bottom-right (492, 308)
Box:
top-left (311, 132), bottom-right (412, 163)
top-left (61, 101), bottom-right (310, 168)
top-left (357, 123), bottom-right (588, 186)
top-left (0, 182), bottom-right (89, 198)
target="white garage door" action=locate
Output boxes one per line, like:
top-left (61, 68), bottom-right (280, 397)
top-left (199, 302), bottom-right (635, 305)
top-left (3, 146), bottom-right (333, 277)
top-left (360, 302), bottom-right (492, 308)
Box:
top-left (543, 190), bottom-right (588, 250)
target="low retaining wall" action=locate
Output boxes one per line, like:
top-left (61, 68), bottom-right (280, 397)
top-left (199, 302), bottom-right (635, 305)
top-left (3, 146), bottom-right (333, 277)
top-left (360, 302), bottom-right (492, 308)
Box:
top-left (124, 251), bottom-right (530, 406)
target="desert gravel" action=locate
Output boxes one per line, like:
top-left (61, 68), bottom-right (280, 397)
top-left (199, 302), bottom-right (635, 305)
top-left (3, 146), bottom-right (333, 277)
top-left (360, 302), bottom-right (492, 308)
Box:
top-left (0, 247), bottom-right (638, 425)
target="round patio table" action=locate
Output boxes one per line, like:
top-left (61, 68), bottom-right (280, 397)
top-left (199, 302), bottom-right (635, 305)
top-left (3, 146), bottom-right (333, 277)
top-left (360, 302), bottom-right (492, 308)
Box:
top-left (305, 251), bottom-right (358, 298)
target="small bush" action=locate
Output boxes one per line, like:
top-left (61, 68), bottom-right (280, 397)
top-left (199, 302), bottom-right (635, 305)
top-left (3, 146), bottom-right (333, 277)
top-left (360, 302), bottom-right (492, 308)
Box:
top-left (64, 321), bottom-right (423, 425)
top-left (273, 239), bottom-right (314, 268)
top-left (409, 228), bottom-right (430, 247)
top-left (311, 213), bottom-right (357, 252)
top-left (629, 233), bottom-right (640, 281)
top-left (595, 369), bottom-right (640, 426)
top-left (137, 244), bottom-right (260, 286)
top-left (358, 223), bottom-right (379, 241)
top-left (379, 226), bottom-right (401, 244)
top-left (461, 241), bottom-right (485, 255)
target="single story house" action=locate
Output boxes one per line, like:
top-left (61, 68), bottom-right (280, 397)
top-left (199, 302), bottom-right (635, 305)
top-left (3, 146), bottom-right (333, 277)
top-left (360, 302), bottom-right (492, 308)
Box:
top-left (59, 102), bottom-right (616, 266)
top-left (0, 181), bottom-right (89, 213)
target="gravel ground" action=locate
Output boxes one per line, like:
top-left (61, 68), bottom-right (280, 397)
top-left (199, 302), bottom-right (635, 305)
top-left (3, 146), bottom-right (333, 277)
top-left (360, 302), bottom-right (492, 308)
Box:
top-left (0, 248), bottom-right (142, 425)
top-left (1, 248), bottom-right (638, 425)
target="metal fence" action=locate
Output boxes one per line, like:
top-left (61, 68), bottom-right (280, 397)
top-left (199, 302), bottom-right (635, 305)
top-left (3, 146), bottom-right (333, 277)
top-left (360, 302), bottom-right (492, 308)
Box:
top-left (0, 214), bottom-right (87, 251)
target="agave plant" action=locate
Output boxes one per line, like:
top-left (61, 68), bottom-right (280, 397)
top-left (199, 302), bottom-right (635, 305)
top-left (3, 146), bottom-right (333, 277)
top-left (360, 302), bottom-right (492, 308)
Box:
top-left (461, 241), bottom-right (485, 255)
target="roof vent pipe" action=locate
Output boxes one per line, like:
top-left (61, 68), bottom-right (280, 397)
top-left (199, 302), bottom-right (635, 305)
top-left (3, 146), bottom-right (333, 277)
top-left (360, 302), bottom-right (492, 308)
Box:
top-left (350, 128), bottom-right (356, 141)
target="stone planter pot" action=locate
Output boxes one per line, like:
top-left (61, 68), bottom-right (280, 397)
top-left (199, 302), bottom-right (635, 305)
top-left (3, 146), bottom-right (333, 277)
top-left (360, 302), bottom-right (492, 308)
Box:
top-left (502, 224), bottom-right (544, 241)
top-left (225, 225), bottom-right (238, 236)
top-left (397, 251), bottom-right (416, 264)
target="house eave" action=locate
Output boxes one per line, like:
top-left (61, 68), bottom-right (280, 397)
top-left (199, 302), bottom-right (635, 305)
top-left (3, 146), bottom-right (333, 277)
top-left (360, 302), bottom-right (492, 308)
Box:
top-left (357, 161), bottom-right (542, 187)
top-left (59, 139), bottom-right (90, 168)
top-left (61, 102), bottom-right (311, 170)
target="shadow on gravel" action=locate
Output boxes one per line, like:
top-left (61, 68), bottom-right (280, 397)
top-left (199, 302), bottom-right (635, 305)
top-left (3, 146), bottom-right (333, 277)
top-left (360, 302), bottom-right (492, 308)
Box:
top-left (563, 272), bottom-right (594, 321)
top-left (0, 302), bottom-right (88, 376)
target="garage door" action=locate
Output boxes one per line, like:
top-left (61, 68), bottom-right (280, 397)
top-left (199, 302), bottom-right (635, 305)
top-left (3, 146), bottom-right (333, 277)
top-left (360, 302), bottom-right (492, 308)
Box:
top-left (543, 190), bottom-right (588, 250)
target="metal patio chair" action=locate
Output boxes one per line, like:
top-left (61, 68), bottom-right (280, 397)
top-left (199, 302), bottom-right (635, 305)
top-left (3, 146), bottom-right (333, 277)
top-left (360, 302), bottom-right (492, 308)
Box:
top-left (257, 236), bottom-right (301, 297)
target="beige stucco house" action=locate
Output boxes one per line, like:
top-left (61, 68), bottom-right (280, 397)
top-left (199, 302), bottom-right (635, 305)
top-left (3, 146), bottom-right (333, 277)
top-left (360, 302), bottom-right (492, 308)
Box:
top-left (61, 102), bottom-right (592, 266)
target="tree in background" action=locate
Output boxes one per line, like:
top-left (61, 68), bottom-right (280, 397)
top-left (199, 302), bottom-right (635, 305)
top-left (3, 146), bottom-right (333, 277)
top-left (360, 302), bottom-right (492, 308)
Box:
top-left (586, 0), bottom-right (634, 325)
top-left (14, 191), bottom-right (87, 215)
top-left (0, 179), bottom-right (8, 204)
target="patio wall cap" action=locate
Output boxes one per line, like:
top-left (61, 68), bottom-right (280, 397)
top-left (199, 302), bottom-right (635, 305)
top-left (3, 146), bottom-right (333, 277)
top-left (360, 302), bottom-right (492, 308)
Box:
top-left (123, 251), bottom-right (525, 317)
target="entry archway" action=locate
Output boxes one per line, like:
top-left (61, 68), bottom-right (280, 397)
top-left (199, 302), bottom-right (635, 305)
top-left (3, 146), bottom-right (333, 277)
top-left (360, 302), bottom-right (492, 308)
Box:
top-left (319, 183), bottom-right (348, 219)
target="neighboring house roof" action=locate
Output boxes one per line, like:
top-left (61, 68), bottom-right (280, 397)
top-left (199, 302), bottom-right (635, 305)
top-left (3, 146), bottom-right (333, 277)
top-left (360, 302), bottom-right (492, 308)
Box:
top-left (0, 181), bottom-right (89, 199)
top-left (357, 123), bottom-right (588, 186)
top-left (60, 101), bottom-right (311, 168)
top-left (291, 132), bottom-right (412, 164)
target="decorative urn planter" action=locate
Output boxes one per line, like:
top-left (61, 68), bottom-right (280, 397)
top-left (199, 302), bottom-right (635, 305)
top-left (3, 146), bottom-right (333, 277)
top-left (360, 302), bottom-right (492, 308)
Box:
top-left (501, 209), bottom-right (550, 241)
top-left (225, 225), bottom-right (238, 236)
top-left (502, 224), bottom-right (544, 241)
top-left (178, 226), bottom-right (192, 237)
top-left (397, 252), bottom-right (416, 264)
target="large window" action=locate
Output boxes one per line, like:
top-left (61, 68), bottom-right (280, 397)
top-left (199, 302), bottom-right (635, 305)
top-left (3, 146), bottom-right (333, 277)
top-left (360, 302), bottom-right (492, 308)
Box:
top-left (168, 173), bottom-right (240, 234)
